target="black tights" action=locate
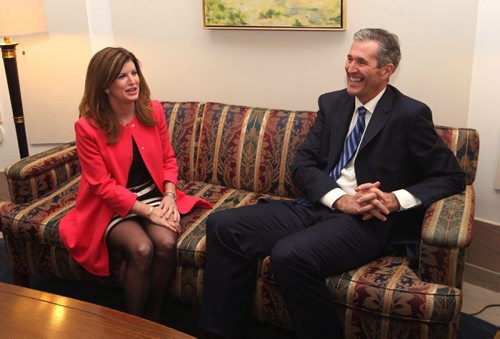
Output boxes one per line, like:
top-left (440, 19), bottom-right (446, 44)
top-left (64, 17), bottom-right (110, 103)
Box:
top-left (107, 218), bottom-right (178, 321)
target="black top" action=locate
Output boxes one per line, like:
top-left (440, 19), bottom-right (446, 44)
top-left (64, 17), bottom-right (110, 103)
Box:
top-left (127, 138), bottom-right (153, 188)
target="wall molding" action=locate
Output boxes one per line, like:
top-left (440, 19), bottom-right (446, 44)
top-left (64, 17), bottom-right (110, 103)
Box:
top-left (463, 219), bottom-right (500, 292)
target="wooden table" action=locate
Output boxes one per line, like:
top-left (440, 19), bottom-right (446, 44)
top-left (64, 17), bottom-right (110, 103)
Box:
top-left (0, 282), bottom-right (194, 338)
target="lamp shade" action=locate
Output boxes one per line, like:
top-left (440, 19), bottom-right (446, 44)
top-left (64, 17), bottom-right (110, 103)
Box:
top-left (0, 0), bottom-right (48, 38)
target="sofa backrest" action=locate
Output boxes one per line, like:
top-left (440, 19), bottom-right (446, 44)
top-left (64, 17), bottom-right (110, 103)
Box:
top-left (162, 102), bottom-right (480, 198)
top-left (163, 101), bottom-right (317, 198)
top-left (434, 126), bottom-right (479, 185)
top-left (162, 102), bottom-right (206, 182)
top-left (3, 103), bottom-right (480, 205)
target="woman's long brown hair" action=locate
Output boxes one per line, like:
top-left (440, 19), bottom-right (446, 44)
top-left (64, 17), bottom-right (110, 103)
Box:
top-left (79, 47), bottom-right (155, 144)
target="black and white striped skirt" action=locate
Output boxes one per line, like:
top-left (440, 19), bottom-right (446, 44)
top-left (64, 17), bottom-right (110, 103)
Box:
top-left (105, 181), bottom-right (162, 238)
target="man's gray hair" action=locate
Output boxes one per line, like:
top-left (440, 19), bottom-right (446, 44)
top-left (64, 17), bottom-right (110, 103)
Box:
top-left (353, 28), bottom-right (401, 70)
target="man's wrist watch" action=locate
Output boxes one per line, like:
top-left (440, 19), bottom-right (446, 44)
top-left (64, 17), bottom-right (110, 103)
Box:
top-left (164, 190), bottom-right (177, 200)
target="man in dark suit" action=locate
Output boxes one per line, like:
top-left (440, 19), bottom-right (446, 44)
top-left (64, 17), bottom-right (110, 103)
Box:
top-left (200, 28), bottom-right (465, 339)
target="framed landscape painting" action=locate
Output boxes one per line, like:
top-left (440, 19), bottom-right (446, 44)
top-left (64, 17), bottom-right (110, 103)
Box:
top-left (203, 0), bottom-right (345, 30)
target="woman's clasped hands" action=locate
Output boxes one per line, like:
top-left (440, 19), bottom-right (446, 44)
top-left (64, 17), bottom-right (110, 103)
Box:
top-left (148, 194), bottom-right (181, 233)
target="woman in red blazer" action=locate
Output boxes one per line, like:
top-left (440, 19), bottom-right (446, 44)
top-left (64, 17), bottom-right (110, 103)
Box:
top-left (59, 47), bottom-right (211, 321)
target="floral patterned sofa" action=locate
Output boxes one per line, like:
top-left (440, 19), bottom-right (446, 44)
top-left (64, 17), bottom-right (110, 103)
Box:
top-left (0, 101), bottom-right (479, 338)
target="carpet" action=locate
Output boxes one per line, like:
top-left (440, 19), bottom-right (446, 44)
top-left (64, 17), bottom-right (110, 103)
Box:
top-left (0, 239), bottom-right (498, 338)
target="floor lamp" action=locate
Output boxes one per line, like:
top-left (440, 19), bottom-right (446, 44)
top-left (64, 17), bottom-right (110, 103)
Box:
top-left (0, 0), bottom-right (48, 158)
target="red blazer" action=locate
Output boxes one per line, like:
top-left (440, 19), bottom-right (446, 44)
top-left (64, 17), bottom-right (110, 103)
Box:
top-left (60, 100), bottom-right (211, 276)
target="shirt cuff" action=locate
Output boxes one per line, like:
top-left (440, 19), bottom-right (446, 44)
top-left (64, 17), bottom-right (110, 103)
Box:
top-left (393, 189), bottom-right (422, 210)
top-left (320, 188), bottom-right (346, 210)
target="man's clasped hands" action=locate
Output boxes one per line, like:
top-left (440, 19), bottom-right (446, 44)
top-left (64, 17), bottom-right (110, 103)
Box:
top-left (334, 181), bottom-right (400, 221)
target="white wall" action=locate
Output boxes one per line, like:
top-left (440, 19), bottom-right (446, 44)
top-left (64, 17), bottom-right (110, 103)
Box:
top-left (110, 0), bottom-right (477, 128)
top-left (468, 0), bottom-right (500, 223)
top-left (0, 0), bottom-right (91, 167)
top-left (19, 0), bottom-right (90, 144)
top-left (85, 0), bottom-right (114, 53)
top-left (2, 0), bottom-right (499, 226)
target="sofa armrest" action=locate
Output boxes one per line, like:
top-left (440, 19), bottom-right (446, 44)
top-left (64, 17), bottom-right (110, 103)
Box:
top-left (418, 185), bottom-right (474, 287)
top-left (4, 142), bottom-right (80, 204)
top-left (421, 185), bottom-right (474, 248)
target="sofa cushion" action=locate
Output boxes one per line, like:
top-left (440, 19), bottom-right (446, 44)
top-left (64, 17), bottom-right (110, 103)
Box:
top-left (329, 256), bottom-right (461, 323)
top-left (258, 255), bottom-right (461, 324)
top-left (175, 180), bottom-right (287, 268)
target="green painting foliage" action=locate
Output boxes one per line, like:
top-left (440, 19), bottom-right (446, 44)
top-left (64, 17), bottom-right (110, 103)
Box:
top-left (204, 0), bottom-right (342, 29)
top-left (205, 0), bottom-right (248, 26)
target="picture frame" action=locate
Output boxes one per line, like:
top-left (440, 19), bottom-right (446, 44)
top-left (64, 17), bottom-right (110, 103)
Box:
top-left (203, 0), bottom-right (345, 31)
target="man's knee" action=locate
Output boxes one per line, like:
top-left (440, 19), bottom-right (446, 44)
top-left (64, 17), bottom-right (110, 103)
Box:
top-left (271, 240), bottom-right (299, 269)
top-left (270, 239), bottom-right (315, 277)
top-left (206, 210), bottom-right (233, 241)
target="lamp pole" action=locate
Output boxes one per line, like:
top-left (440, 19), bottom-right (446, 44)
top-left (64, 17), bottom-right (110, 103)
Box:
top-left (1, 38), bottom-right (29, 158)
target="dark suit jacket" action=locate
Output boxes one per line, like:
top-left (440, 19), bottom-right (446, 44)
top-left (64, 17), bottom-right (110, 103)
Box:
top-left (292, 85), bottom-right (466, 248)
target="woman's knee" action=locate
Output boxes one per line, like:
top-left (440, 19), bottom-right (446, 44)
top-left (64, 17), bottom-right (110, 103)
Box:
top-left (153, 235), bottom-right (177, 259)
top-left (128, 240), bottom-right (154, 270)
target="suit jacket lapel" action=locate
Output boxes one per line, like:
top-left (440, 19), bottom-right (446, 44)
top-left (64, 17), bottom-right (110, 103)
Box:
top-left (359, 86), bottom-right (394, 150)
top-left (328, 95), bottom-right (355, 169)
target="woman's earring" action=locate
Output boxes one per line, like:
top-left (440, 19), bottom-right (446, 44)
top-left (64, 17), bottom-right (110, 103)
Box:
top-left (105, 89), bottom-right (110, 94)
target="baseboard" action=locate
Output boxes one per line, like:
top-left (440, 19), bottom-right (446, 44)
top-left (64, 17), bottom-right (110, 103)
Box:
top-left (463, 218), bottom-right (500, 293)
top-left (464, 263), bottom-right (500, 293)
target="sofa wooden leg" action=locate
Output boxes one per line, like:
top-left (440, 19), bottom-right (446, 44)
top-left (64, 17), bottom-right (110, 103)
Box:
top-left (12, 272), bottom-right (30, 287)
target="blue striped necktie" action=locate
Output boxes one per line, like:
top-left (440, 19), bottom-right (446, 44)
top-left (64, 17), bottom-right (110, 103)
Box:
top-left (329, 106), bottom-right (367, 180)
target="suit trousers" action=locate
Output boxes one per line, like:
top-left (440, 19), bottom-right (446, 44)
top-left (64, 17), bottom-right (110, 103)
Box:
top-left (199, 199), bottom-right (393, 339)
